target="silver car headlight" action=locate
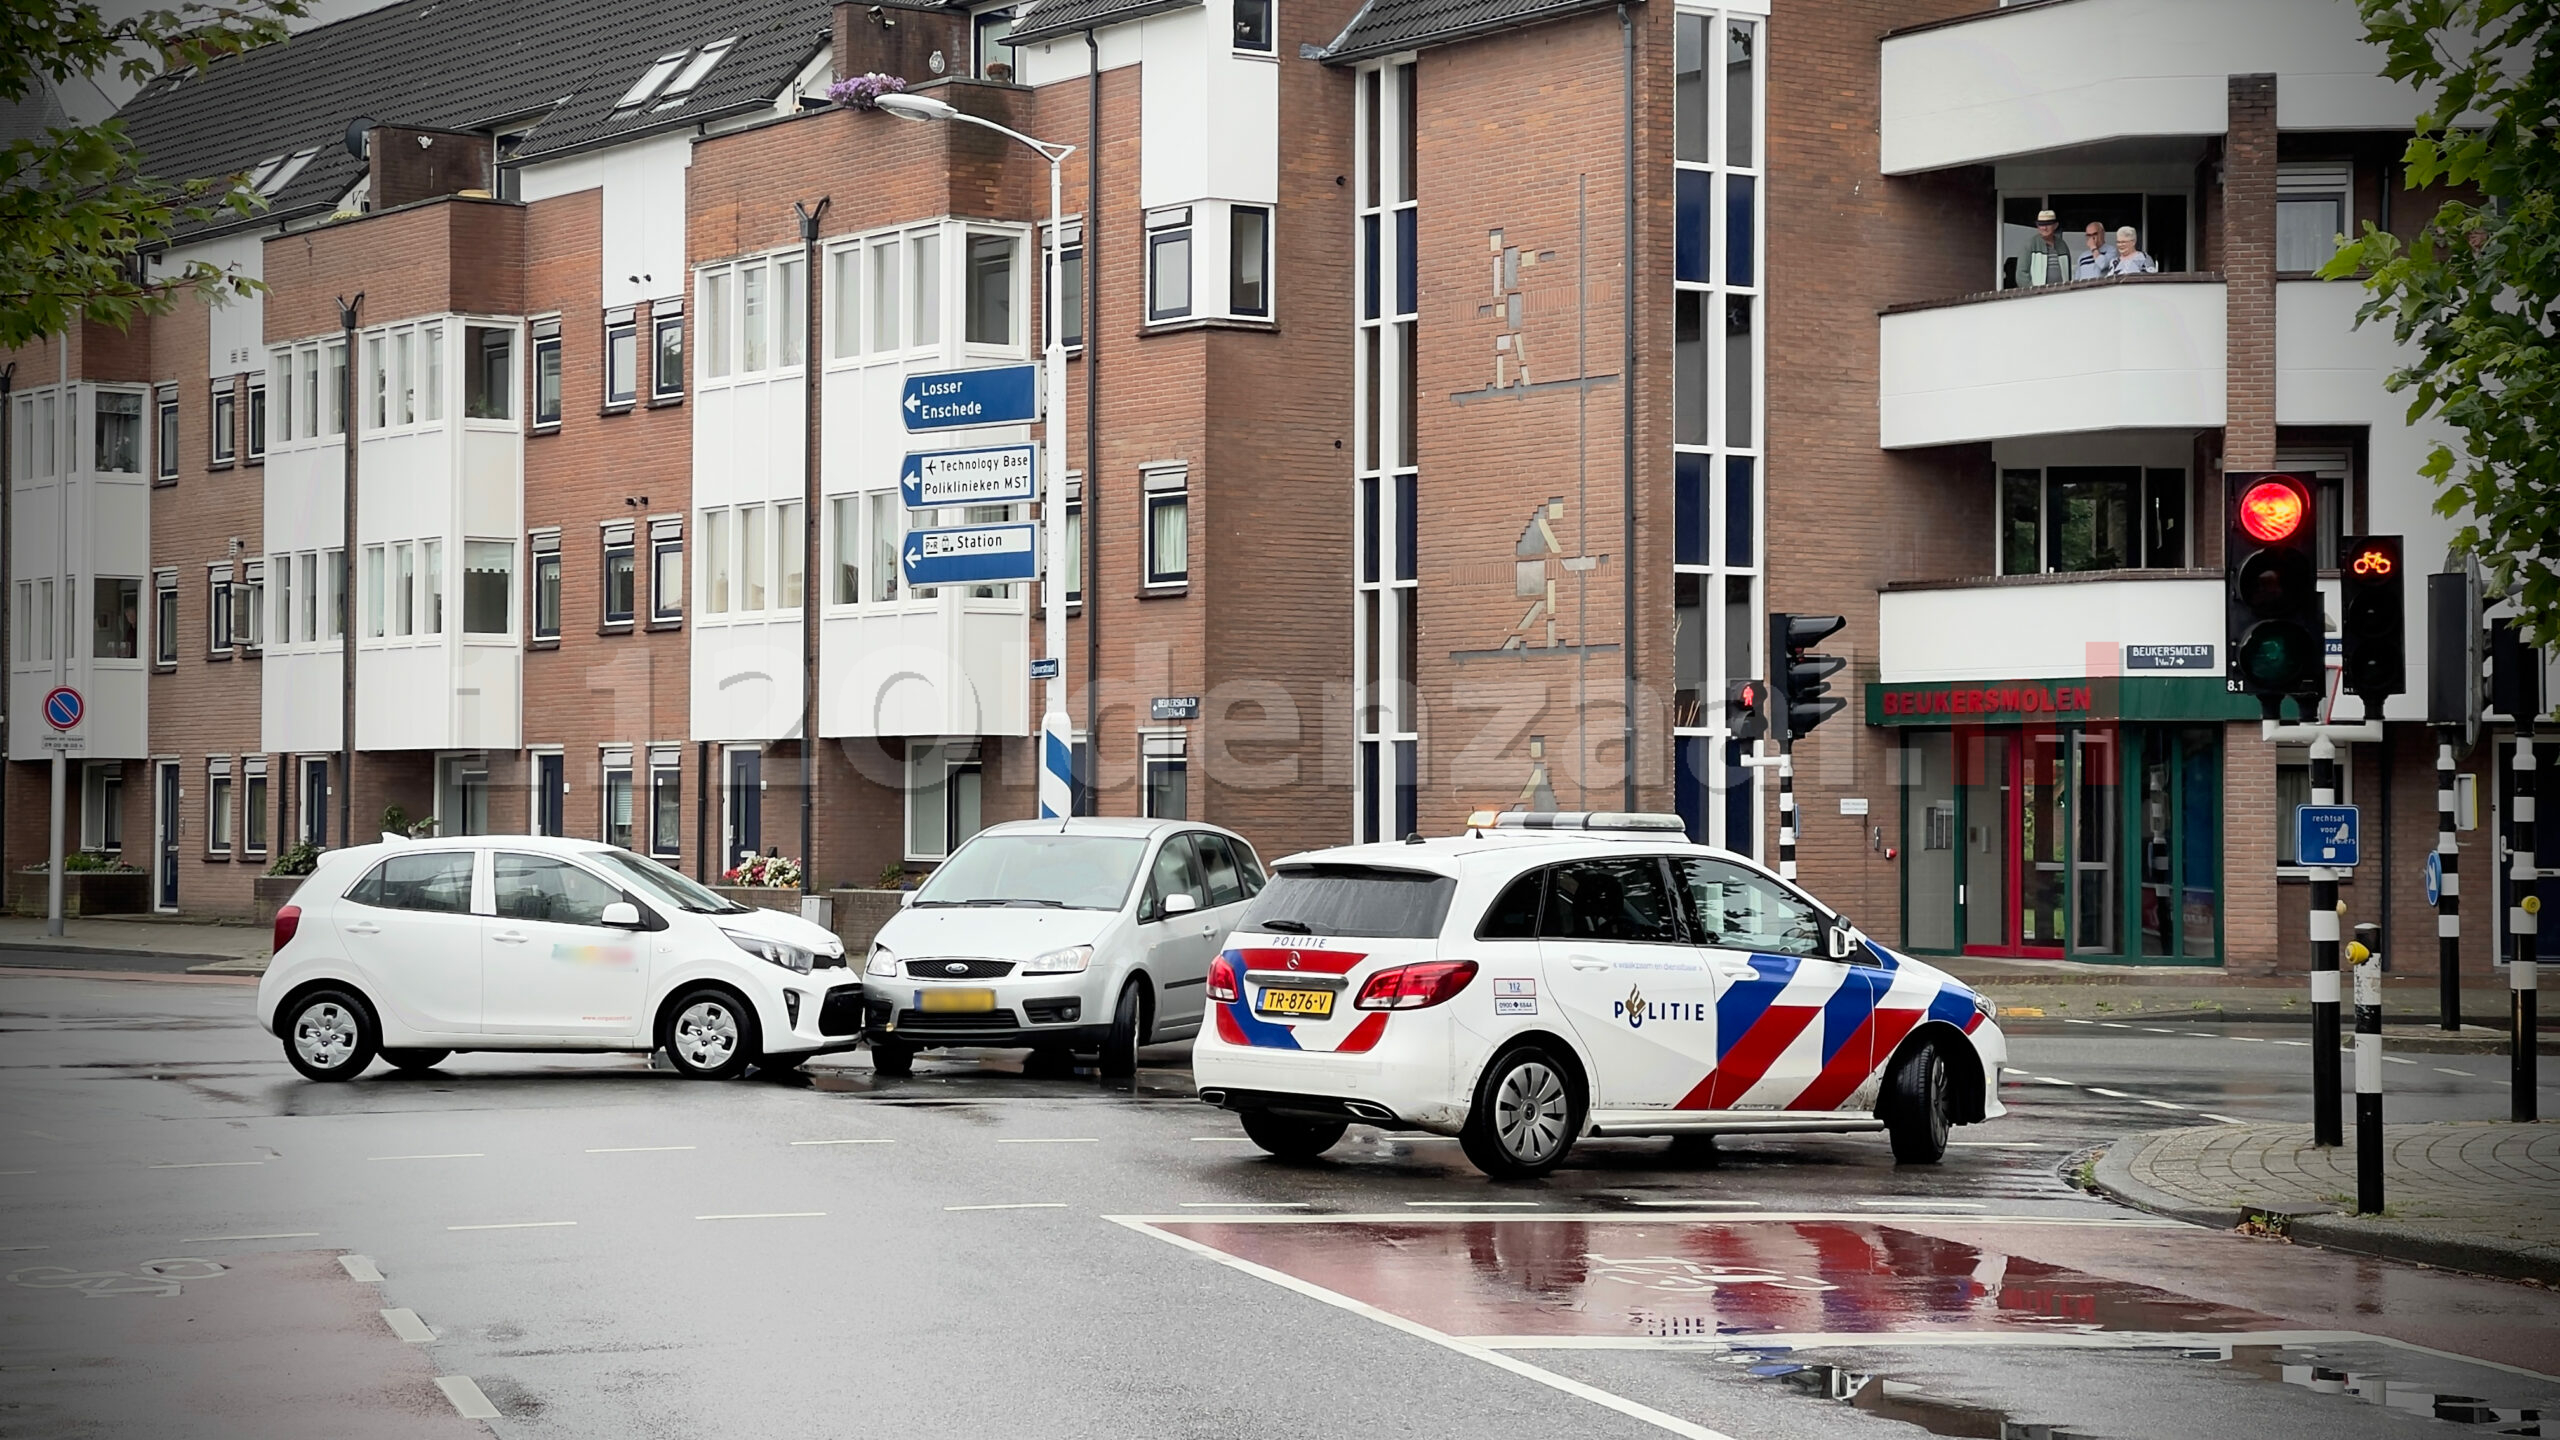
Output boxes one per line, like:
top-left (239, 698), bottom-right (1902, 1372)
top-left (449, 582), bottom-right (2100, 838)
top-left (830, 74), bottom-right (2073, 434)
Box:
top-left (866, 945), bottom-right (899, 978)
top-left (1022, 944), bottom-right (1093, 975)
top-left (725, 929), bottom-right (814, 975)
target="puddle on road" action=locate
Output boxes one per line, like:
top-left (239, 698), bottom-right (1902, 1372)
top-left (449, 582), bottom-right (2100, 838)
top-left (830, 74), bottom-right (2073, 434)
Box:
top-left (2232, 1346), bottom-right (2546, 1432)
top-left (1734, 1356), bottom-right (2096, 1440)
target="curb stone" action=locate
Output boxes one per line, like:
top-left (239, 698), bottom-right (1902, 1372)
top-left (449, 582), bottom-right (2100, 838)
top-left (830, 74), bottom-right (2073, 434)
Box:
top-left (0, 939), bottom-right (239, 966)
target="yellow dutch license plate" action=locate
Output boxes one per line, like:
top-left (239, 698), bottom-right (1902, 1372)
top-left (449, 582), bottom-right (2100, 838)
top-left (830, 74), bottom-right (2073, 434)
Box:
top-left (1256, 987), bottom-right (1335, 1019)
top-left (917, 988), bottom-right (997, 1014)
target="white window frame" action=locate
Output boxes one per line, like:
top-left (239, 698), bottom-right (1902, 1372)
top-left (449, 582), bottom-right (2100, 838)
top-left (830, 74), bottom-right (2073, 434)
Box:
top-left (904, 739), bottom-right (985, 861)
top-left (650, 516), bottom-right (685, 624)
top-left (1141, 730), bottom-right (1189, 819)
top-left (155, 385), bottom-right (180, 480)
top-left (650, 303), bottom-right (685, 402)
top-left (1146, 207), bottom-right (1193, 323)
top-left (1142, 464), bottom-right (1190, 587)
top-left (605, 307), bottom-right (639, 409)
top-left (1232, 0), bottom-right (1276, 53)
top-left (530, 315), bottom-right (564, 429)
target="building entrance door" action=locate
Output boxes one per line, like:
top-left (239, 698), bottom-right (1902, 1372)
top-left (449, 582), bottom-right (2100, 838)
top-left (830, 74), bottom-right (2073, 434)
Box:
top-left (1952, 727), bottom-right (2067, 959)
top-left (724, 749), bottom-right (762, 869)
top-left (155, 761), bottom-right (180, 912)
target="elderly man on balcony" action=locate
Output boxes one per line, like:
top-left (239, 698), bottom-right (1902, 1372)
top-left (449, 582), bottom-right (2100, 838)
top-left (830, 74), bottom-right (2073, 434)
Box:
top-left (2076, 221), bottom-right (2114, 279)
top-left (2110, 225), bottom-right (2159, 275)
top-left (2013, 208), bottom-right (2076, 288)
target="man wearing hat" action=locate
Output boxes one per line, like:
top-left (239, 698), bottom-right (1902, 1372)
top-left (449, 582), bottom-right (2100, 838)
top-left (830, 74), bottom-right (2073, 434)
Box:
top-left (2013, 208), bottom-right (2075, 288)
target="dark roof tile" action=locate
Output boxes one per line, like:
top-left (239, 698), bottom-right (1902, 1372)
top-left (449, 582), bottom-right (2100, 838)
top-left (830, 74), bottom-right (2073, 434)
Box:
top-left (1007, 0), bottom-right (1203, 46)
top-left (1319, 0), bottom-right (1627, 63)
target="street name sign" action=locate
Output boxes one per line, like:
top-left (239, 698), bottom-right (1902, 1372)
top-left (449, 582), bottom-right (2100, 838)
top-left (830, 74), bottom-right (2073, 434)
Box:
top-left (1151, 696), bottom-right (1200, 721)
top-left (2123, 643), bottom-right (2215, 672)
top-left (2295, 804), bottom-right (2360, 868)
top-left (902, 523), bottom-right (1039, 587)
top-left (901, 365), bottom-right (1039, 431)
top-left (900, 444), bottom-right (1039, 508)
top-left (1029, 657), bottom-right (1062, 681)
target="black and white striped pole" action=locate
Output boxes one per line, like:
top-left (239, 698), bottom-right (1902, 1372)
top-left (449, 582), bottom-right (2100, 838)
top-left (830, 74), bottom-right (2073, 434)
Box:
top-left (2309, 735), bottom-right (2344, 1147)
top-left (2350, 920), bottom-right (2383, 1215)
top-left (2437, 742), bottom-right (2461, 1031)
top-left (2512, 718), bottom-right (2538, 1122)
top-left (1777, 744), bottom-right (1797, 882)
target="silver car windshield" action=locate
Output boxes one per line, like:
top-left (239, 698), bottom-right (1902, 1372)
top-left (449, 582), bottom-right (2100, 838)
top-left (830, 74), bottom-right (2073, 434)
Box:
top-left (590, 848), bottom-right (751, 914)
top-left (911, 834), bottom-right (1149, 911)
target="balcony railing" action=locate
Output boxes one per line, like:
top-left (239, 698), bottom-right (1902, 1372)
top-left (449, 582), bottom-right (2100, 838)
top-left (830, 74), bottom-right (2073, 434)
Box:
top-left (1878, 272), bottom-right (2223, 448)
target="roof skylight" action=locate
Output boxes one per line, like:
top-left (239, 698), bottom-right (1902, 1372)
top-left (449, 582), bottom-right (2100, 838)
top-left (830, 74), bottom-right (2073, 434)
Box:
top-left (656, 37), bottom-right (739, 106)
top-left (615, 51), bottom-right (689, 110)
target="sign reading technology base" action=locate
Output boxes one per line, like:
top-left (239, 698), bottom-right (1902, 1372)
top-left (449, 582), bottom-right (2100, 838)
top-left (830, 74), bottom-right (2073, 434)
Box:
top-left (900, 444), bottom-right (1038, 508)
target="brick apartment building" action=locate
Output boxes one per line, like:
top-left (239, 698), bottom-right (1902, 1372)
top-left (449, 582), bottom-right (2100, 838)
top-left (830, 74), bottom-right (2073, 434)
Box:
top-left (4, 0), bottom-right (2551, 981)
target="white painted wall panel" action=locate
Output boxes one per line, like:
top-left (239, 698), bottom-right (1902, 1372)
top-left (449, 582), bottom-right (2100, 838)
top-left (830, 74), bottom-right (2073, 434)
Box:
top-left (1139, 7), bottom-right (1210, 208)
top-left (1879, 578), bottom-right (2222, 684)
top-left (1881, 0), bottom-right (2435, 174)
top-left (1878, 282), bottom-right (2225, 449)
top-left (1011, 22), bottom-right (1139, 88)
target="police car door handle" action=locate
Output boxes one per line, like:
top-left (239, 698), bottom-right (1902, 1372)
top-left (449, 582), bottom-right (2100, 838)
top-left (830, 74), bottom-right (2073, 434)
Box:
top-left (1713, 964), bottom-right (1756, 982)
top-left (1566, 954), bottom-right (1611, 972)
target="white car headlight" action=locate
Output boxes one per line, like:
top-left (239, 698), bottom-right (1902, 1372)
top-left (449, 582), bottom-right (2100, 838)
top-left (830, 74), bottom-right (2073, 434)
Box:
top-left (725, 929), bottom-right (814, 975)
top-left (866, 945), bottom-right (899, 979)
top-left (1022, 944), bottom-right (1093, 976)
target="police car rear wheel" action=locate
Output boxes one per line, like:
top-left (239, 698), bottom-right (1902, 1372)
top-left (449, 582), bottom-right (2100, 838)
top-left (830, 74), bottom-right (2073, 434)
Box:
top-left (1239, 1111), bottom-right (1347, 1161)
top-left (1884, 1042), bottom-right (1952, 1165)
top-left (1462, 1044), bottom-right (1583, 1180)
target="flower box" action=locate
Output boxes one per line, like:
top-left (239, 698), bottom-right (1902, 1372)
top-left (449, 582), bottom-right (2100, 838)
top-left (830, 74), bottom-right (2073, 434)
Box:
top-left (10, 867), bottom-right (150, 917)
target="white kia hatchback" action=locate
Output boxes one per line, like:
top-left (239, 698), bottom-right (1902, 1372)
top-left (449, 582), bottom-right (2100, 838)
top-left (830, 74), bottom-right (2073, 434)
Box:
top-left (257, 836), bottom-right (857, 1081)
top-left (861, 818), bottom-right (1266, 1077)
top-left (1192, 813), bottom-right (2008, 1179)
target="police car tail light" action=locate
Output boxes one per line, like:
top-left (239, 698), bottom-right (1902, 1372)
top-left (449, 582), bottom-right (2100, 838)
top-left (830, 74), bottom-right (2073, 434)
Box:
top-left (1354, 960), bottom-right (1478, 1011)
top-left (1207, 956), bottom-right (1239, 1003)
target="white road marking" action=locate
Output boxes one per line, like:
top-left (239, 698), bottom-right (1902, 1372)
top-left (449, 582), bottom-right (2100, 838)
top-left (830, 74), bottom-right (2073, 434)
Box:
top-left (2000, 1067), bottom-right (2032, 1076)
top-left (2273, 1039), bottom-right (2310, 1047)
top-left (434, 1376), bottom-right (501, 1421)
top-left (587, 1145), bottom-right (696, 1153)
top-left (1116, 1210), bottom-right (2186, 1228)
top-left (181, 1232), bottom-right (318, 1242)
top-left (1407, 1200), bottom-right (1541, 1207)
top-left (2143, 1028), bottom-right (2177, 1034)
top-left (370, 1153), bottom-right (484, 1162)
top-left (381, 1307), bottom-right (434, 1342)
top-left (2085, 1087), bottom-right (2138, 1099)
top-left (1463, 1329), bottom-right (2560, 1378)
top-left (1190, 1136), bottom-right (1255, 1142)
top-left (447, 1220), bottom-right (577, 1231)
top-left (2230, 1036), bottom-right (2267, 1043)
top-left (2099, 1022), bottom-right (2131, 1029)
top-left (2031, 1076), bottom-right (2076, 1086)
top-left (2138, 1100), bottom-right (2189, 1111)
top-left (996, 1137), bottom-right (1100, 1144)
top-left (2383, 1056), bottom-right (2417, 1066)
top-left (1627, 1199), bottom-right (1762, 1207)
top-left (148, 1160), bottom-right (262, 1169)
top-left (339, 1254), bottom-right (384, 1282)
top-left (791, 1138), bottom-right (892, 1146)
top-left (1179, 1201), bottom-right (1311, 1208)
top-left (1114, 1217), bottom-right (1748, 1440)
top-left (1855, 1200), bottom-right (1984, 1210)
top-left (2435, 1067), bottom-right (2474, 1077)
top-left (2063, 1019), bottom-right (2095, 1026)
top-left (2200, 1113), bottom-right (2246, 1125)
top-left (944, 1202), bottom-right (1069, 1211)
top-left (696, 1212), bottom-right (826, 1221)
top-left (1950, 1142), bottom-right (2047, 1149)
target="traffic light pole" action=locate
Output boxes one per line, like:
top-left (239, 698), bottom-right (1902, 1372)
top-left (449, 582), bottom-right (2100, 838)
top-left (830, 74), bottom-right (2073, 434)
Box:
top-left (2511, 717), bottom-right (2538, 1122)
top-left (2309, 735), bottom-right (2343, 1148)
top-left (2350, 921), bottom-right (2384, 1215)
top-left (2437, 740), bottom-right (2461, 1032)
top-left (1776, 741), bottom-right (1796, 882)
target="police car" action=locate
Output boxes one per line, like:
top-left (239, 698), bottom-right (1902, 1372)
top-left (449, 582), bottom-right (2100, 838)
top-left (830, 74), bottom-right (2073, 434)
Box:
top-left (1191, 813), bottom-right (2007, 1179)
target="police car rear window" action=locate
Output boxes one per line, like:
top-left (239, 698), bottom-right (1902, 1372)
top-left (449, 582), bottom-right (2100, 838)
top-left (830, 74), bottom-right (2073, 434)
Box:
top-left (1237, 865), bottom-right (1456, 939)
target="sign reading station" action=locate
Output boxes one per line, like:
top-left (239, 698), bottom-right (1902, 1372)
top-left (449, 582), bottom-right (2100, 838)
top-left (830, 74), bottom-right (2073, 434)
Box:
top-left (900, 444), bottom-right (1038, 508)
top-left (901, 523), bottom-right (1039, 587)
top-left (900, 365), bottom-right (1040, 431)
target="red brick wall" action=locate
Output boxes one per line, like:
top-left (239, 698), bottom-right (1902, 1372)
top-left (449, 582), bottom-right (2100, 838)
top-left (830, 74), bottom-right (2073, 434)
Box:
top-left (2222, 74), bottom-right (2278, 472)
top-left (263, 198), bottom-right (526, 341)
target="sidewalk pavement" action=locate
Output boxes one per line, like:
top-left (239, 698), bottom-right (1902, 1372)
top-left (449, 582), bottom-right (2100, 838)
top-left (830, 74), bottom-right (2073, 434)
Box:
top-left (0, 914), bottom-right (270, 973)
top-left (1941, 954), bottom-right (2555, 1054)
top-left (2092, 1120), bottom-right (2560, 1285)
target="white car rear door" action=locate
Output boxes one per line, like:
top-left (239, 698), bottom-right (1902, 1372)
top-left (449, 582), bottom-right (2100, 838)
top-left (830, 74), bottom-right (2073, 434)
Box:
top-left (337, 849), bottom-right (483, 1037)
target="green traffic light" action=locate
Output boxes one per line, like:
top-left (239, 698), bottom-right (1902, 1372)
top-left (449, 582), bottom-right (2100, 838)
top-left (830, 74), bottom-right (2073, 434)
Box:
top-left (2238, 621), bottom-right (2320, 689)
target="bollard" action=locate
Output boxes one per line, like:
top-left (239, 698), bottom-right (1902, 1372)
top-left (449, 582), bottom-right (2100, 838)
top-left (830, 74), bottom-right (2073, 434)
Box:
top-left (2351, 922), bottom-right (2383, 1216)
top-left (2512, 723), bottom-right (2539, 1123)
top-left (2437, 742), bottom-right (2460, 1032)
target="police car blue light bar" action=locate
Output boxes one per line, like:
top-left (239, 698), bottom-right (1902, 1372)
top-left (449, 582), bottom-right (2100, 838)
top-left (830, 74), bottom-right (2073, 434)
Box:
top-left (1463, 810), bottom-right (1686, 834)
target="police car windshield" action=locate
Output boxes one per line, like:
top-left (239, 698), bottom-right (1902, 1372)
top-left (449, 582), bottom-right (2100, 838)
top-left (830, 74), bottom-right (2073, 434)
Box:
top-left (1239, 864), bottom-right (1456, 939)
top-left (912, 833), bottom-right (1148, 911)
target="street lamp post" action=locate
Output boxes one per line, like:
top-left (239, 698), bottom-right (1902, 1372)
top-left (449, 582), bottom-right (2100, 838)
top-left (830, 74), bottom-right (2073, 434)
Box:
top-left (876, 92), bottom-right (1078, 821)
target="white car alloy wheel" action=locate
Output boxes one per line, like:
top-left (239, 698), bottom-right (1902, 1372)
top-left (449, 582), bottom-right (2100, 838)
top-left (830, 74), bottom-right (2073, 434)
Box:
top-left (295, 1001), bottom-right (359, 1069)
top-left (1494, 1060), bottom-right (1570, 1163)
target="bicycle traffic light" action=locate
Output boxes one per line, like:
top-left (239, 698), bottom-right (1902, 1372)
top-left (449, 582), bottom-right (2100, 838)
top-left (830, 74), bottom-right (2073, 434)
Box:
top-left (1768, 612), bottom-right (1846, 744)
top-left (2337, 534), bottom-right (2404, 707)
top-left (2224, 472), bottom-right (2324, 718)
top-left (1725, 678), bottom-right (1767, 742)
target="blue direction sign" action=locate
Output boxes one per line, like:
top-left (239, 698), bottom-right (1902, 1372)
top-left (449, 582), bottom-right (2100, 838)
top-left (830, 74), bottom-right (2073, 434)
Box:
top-left (2295, 804), bottom-right (2361, 868)
top-left (2424, 849), bottom-right (2442, 906)
top-left (41, 686), bottom-right (83, 731)
top-left (900, 443), bottom-right (1039, 508)
top-left (902, 522), bottom-right (1039, 588)
top-left (901, 365), bottom-right (1039, 431)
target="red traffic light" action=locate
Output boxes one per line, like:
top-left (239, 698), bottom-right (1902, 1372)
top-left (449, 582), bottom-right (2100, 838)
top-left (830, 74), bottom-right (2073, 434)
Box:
top-left (2239, 480), bottom-right (2306, 542)
top-left (1735, 681), bottom-right (1756, 707)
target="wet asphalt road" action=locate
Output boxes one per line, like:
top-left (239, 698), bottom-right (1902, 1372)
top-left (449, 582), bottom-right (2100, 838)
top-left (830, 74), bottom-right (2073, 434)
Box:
top-left (2, 972), bottom-right (2554, 1440)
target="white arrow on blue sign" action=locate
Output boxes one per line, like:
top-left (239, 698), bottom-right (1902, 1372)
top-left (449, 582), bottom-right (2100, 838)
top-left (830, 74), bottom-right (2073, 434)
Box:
top-left (2424, 849), bottom-right (2441, 906)
top-left (2295, 803), bottom-right (2360, 868)
top-left (902, 522), bottom-right (1040, 588)
top-left (900, 443), bottom-right (1038, 508)
top-left (900, 365), bottom-right (1039, 431)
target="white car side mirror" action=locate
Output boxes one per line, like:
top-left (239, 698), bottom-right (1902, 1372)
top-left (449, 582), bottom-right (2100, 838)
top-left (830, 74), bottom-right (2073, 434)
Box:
top-left (600, 901), bottom-right (643, 929)
top-left (1163, 892), bottom-right (1200, 917)
top-left (900, 890), bottom-right (917, 909)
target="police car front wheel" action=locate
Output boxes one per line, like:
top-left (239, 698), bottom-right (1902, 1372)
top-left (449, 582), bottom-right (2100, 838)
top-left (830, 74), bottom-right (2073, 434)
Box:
top-left (1462, 1043), bottom-right (1584, 1180)
top-left (1883, 1042), bottom-right (1953, 1165)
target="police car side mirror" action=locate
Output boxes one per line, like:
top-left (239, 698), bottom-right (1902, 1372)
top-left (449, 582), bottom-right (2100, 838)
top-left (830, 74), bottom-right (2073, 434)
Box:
top-left (1825, 919), bottom-right (1857, 961)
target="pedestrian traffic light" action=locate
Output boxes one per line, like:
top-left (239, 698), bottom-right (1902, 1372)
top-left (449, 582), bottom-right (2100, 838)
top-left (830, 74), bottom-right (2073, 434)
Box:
top-left (2224, 472), bottom-right (2324, 718)
top-left (1725, 678), bottom-right (1767, 742)
top-left (2427, 566), bottom-right (2483, 741)
top-left (1768, 613), bottom-right (1847, 744)
top-left (2337, 534), bottom-right (2404, 707)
